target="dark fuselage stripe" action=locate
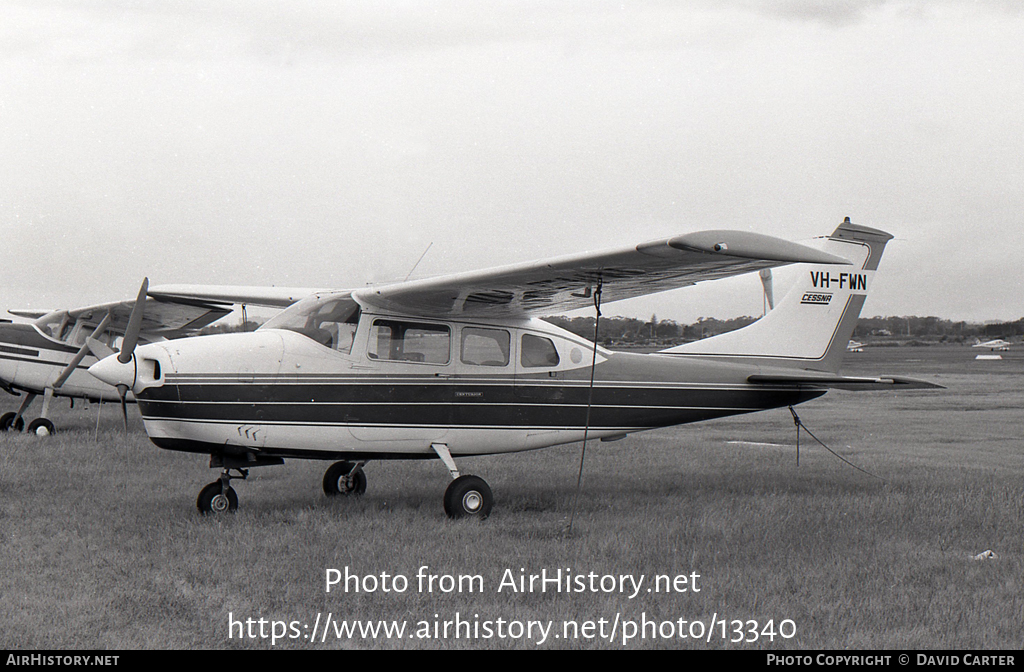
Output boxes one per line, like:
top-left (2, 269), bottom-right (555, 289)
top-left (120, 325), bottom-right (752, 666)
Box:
top-left (137, 383), bottom-right (823, 430)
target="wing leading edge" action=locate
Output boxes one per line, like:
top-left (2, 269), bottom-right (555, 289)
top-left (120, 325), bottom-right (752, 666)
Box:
top-left (148, 285), bottom-right (330, 309)
top-left (354, 230), bottom-right (851, 318)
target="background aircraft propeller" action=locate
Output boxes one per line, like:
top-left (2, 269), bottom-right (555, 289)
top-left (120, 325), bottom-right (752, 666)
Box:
top-left (85, 338), bottom-right (115, 361)
top-left (52, 311), bottom-right (113, 390)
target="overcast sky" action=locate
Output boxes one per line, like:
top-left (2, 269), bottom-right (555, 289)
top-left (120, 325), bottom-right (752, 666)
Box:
top-left (2, 0), bottom-right (1022, 324)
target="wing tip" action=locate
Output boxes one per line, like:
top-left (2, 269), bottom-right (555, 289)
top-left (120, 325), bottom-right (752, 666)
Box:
top-left (667, 230), bottom-right (852, 265)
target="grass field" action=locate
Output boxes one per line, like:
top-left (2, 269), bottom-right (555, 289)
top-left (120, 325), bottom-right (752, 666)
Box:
top-left (1, 345), bottom-right (1021, 649)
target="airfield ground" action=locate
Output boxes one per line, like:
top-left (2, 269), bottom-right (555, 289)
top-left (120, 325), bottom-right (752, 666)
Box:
top-left (0, 345), bottom-right (1021, 649)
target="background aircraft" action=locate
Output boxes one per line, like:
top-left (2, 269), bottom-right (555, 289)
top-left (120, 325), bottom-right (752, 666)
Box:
top-left (1, 283), bottom-right (319, 434)
top-left (89, 219), bottom-right (940, 518)
top-left (972, 339), bottom-right (1012, 351)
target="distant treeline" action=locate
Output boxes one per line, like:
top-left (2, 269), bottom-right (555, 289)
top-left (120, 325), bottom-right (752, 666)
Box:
top-left (197, 314), bottom-right (1024, 346)
top-left (545, 314), bottom-right (1024, 346)
top-left (543, 315), bottom-right (758, 346)
top-left (851, 316), bottom-right (1024, 341)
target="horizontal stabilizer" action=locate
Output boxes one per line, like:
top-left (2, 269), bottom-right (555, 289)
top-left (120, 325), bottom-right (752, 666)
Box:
top-left (748, 373), bottom-right (944, 390)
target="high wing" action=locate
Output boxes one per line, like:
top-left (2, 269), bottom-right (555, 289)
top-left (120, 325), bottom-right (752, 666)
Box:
top-left (24, 284), bottom-right (323, 342)
top-left (148, 284), bottom-right (330, 309)
top-left (354, 230), bottom-right (851, 318)
top-left (57, 295), bottom-right (232, 340)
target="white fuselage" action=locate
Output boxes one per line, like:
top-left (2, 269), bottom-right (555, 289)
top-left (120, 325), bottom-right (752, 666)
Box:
top-left (0, 322), bottom-right (128, 403)
top-left (95, 308), bottom-right (819, 461)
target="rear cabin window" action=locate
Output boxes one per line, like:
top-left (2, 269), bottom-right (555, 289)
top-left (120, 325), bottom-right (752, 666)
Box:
top-left (460, 328), bottom-right (510, 367)
top-left (368, 320), bottom-right (450, 364)
top-left (521, 334), bottom-right (560, 368)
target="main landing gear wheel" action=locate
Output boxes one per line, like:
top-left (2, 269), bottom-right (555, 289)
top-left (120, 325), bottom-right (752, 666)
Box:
top-left (443, 475), bottom-right (493, 519)
top-left (26, 418), bottom-right (56, 436)
top-left (1, 412), bottom-right (24, 432)
top-left (197, 482), bottom-right (238, 514)
top-left (323, 461), bottom-right (367, 496)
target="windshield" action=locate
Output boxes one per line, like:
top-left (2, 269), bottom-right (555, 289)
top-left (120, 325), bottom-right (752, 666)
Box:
top-left (261, 292), bottom-right (361, 353)
top-left (34, 311), bottom-right (72, 341)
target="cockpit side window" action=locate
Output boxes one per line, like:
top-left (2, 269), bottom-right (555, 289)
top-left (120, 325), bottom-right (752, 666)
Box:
top-left (368, 319), bottom-right (450, 364)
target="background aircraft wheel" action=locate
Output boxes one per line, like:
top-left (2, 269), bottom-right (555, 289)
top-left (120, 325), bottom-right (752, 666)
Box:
top-left (197, 482), bottom-right (238, 514)
top-left (323, 461), bottom-right (367, 496)
top-left (1, 412), bottom-right (24, 432)
top-left (26, 418), bottom-right (56, 436)
top-left (443, 475), bottom-right (493, 519)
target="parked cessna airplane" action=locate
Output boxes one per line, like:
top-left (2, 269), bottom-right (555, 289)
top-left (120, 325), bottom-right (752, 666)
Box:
top-left (1, 284), bottom-right (317, 434)
top-left (88, 218), bottom-right (939, 518)
top-left (972, 339), bottom-right (1011, 351)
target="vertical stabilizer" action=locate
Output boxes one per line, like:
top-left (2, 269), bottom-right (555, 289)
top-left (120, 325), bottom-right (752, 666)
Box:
top-left (660, 218), bottom-right (892, 373)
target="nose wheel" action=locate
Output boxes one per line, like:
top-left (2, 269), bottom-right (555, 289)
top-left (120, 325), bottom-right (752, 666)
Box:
top-left (197, 468), bottom-right (246, 514)
top-left (27, 418), bottom-right (56, 436)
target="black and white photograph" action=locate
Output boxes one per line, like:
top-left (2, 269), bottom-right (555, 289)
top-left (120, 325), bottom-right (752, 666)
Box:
top-left (1, 0), bottom-right (1021, 655)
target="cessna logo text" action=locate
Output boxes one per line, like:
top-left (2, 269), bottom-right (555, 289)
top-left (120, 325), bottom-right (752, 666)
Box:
top-left (801, 292), bottom-right (832, 305)
top-left (809, 271), bottom-right (867, 291)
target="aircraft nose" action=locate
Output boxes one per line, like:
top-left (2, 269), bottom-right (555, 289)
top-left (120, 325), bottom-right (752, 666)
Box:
top-left (88, 352), bottom-right (137, 390)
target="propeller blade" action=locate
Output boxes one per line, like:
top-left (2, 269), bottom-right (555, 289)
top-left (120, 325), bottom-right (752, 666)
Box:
top-left (759, 268), bottom-right (775, 311)
top-left (53, 312), bottom-right (113, 390)
top-left (86, 338), bottom-right (116, 361)
top-left (117, 384), bottom-right (129, 433)
top-left (118, 278), bottom-right (149, 364)
top-left (53, 343), bottom-right (91, 390)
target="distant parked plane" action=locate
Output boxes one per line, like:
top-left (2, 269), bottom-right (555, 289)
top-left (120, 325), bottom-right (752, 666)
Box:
top-left (972, 339), bottom-right (1011, 351)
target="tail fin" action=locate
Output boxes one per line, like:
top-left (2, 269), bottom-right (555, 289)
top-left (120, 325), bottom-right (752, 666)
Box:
top-left (661, 218), bottom-right (892, 373)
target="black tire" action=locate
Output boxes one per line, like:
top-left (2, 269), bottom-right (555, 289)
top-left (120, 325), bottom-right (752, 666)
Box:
top-left (1, 412), bottom-right (24, 432)
top-left (26, 418), bottom-right (56, 436)
top-left (443, 475), bottom-right (493, 519)
top-left (323, 461), bottom-right (367, 496)
top-left (197, 482), bottom-right (238, 514)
